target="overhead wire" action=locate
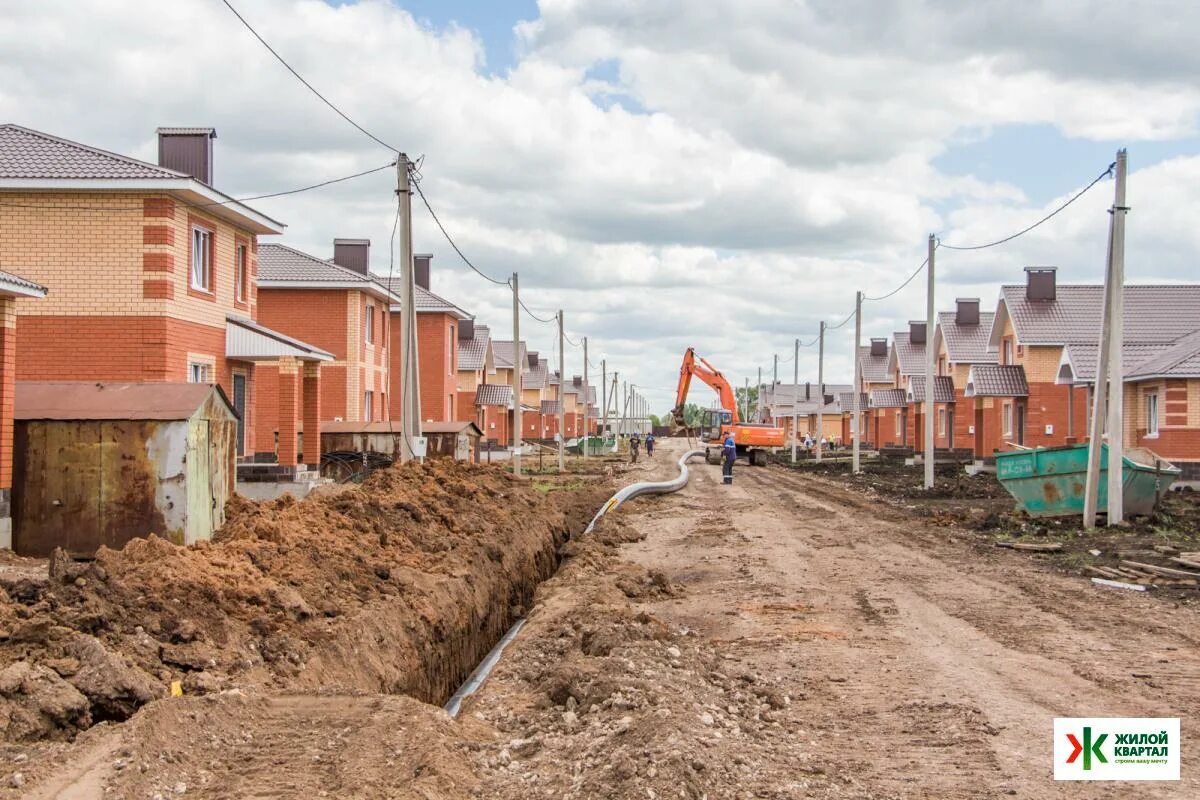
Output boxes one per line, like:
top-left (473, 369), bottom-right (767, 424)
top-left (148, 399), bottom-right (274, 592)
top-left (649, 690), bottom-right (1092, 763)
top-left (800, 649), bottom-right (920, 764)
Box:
top-left (219, 0), bottom-right (399, 154)
top-left (409, 175), bottom-right (510, 287)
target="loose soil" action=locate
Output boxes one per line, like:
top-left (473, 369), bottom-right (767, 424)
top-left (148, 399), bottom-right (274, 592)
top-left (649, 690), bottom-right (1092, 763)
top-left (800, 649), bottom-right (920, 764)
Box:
top-left (9, 442), bottom-right (1199, 797)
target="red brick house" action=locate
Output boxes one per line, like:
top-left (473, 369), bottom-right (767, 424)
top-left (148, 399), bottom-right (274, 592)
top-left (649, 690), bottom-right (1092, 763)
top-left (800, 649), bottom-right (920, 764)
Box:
top-left (932, 299), bottom-right (999, 457)
top-left (858, 339), bottom-right (901, 449)
top-left (0, 271), bottom-right (47, 547)
top-left (479, 339), bottom-right (527, 447)
top-left (256, 239), bottom-right (391, 460)
top-left (455, 320), bottom-right (493, 425)
top-left (888, 322), bottom-right (942, 454)
top-left (0, 124), bottom-right (327, 473)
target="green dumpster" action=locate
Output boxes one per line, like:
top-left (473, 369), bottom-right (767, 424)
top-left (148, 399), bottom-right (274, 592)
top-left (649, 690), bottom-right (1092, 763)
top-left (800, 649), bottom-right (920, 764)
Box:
top-left (994, 443), bottom-right (1180, 518)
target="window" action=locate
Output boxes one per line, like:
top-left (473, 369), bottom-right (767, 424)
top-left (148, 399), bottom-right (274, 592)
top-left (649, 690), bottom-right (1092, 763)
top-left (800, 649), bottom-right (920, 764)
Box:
top-left (191, 226), bottom-right (212, 291)
top-left (895, 411), bottom-right (902, 437)
top-left (1002, 338), bottom-right (1014, 365)
top-left (938, 356), bottom-right (946, 376)
top-left (188, 362), bottom-right (211, 383)
top-left (938, 407), bottom-right (947, 437)
top-left (1146, 392), bottom-right (1159, 436)
top-left (1003, 402), bottom-right (1013, 438)
top-left (234, 243), bottom-right (247, 303)
top-left (364, 390), bottom-right (374, 421)
top-left (448, 325), bottom-right (455, 375)
top-left (447, 393), bottom-right (454, 419)
top-left (365, 304), bottom-right (375, 344)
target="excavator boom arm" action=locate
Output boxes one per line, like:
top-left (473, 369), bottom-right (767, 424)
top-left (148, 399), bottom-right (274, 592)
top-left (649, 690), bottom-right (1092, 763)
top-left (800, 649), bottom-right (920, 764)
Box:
top-left (671, 347), bottom-right (741, 426)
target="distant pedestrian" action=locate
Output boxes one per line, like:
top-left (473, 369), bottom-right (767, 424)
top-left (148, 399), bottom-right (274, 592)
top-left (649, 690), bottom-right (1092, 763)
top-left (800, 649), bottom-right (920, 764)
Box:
top-left (645, 432), bottom-right (656, 456)
top-left (804, 432), bottom-right (813, 450)
top-left (722, 431), bottom-right (736, 485)
top-left (630, 433), bottom-right (641, 463)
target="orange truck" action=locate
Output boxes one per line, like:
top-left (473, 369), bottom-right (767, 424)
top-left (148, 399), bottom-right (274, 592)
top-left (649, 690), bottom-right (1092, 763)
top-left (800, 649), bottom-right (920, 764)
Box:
top-left (670, 347), bottom-right (785, 466)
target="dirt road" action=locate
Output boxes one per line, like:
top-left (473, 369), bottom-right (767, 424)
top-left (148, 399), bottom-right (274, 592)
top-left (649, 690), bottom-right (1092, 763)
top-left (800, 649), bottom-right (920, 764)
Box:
top-left (617, 438), bottom-right (1198, 797)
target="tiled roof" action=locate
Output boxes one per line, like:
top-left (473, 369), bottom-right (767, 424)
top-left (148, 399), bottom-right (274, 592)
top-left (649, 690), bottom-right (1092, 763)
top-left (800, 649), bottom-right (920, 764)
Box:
top-left (0, 124), bottom-right (184, 179)
top-left (907, 375), bottom-right (955, 404)
top-left (1125, 329), bottom-right (1200, 380)
top-left (373, 275), bottom-right (471, 317)
top-left (869, 388), bottom-right (907, 408)
top-left (966, 364), bottom-right (1029, 397)
top-left (998, 284), bottom-right (1200, 346)
top-left (525, 358), bottom-right (549, 390)
top-left (457, 324), bottom-right (491, 372)
top-left (936, 311), bottom-right (997, 364)
top-left (890, 331), bottom-right (927, 376)
top-left (0, 269), bottom-right (48, 298)
top-left (261, 244), bottom-right (396, 298)
top-left (540, 400), bottom-right (561, 415)
top-left (475, 384), bottom-right (513, 407)
top-left (837, 392), bottom-right (869, 412)
top-left (492, 340), bottom-right (527, 370)
top-left (858, 345), bottom-right (892, 383)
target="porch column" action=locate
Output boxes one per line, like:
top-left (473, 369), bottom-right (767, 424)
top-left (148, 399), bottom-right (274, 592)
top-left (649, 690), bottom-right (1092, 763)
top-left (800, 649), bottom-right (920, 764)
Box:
top-left (277, 357), bottom-right (300, 466)
top-left (302, 361), bottom-right (322, 466)
top-left (0, 298), bottom-right (15, 549)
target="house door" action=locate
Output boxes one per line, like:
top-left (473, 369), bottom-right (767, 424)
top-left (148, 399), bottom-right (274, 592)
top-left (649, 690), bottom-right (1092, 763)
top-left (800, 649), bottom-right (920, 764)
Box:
top-left (974, 405), bottom-right (985, 457)
top-left (186, 420), bottom-right (213, 546)
top-left (947, 409), bottom-right (955, 449)
top-left (232, 374), bottom-right (246, 458)
top-left (1015, 402), bottom-right (1026, 446)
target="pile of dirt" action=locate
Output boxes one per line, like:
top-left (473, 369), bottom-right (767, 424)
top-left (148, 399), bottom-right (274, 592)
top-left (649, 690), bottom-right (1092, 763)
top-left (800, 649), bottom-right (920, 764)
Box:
top-left (0, 461), bottom-right (610, 743)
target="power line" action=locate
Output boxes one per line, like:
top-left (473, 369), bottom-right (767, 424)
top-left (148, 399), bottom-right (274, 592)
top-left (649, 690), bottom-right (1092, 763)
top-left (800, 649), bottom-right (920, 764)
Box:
top-left (219, 0), bottom-right (399, 154)
top-left (410, 175), bottom-right (509, 287)
top-left (0, 161), bottom-right (396, 214)
top-left (939, 162), bottom-right (1115, 251)
top-left (864, 256), bottom-right (929, 302)
top-left (827, 307), bottom-right (856, 330)
top-left (519, 297), bottom-right (557, 324)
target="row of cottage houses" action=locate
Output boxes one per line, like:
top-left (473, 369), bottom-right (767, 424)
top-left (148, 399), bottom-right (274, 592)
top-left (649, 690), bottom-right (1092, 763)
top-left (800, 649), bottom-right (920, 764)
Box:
top-left (760, 267), bottom-right (1200, 479)
top-left (0, 123), bottom-right (598, 554)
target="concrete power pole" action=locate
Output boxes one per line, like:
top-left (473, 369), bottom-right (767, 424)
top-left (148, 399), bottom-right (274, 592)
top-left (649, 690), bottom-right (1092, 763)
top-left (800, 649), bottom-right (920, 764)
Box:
top-left (791, 338), bottom-right (799, 463)
top-left (757, 366), bottom-right (762, 422)
top-left (852, 290), bottom-right (863, 474)
top-left (601, 358), bottom-right (607, 440)
top-left (621, 380), bottom-right (628, 437)
top-left (924, 233), bottom-right (936, 491)
top-left (557, 310), bottom-right (565, 473)
top-left (582, 337), bottom-right (589, 456)
top-left (396, 155), bottom-right (421, 463)
top-left (816, 321), bottom-right (825, 463)
top-left (1085, 149), bottom-right (1129, 527)
top-left (511, 273), bottom-right (522, 477)
top-left (772, 354), bottom-right (778, 426)
top-left (743, 377), bottom-right (749, 422)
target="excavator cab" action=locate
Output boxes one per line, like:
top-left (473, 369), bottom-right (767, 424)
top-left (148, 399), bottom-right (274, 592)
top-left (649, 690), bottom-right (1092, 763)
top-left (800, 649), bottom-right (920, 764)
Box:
top-left (700, 409), bottom-right (733, 443)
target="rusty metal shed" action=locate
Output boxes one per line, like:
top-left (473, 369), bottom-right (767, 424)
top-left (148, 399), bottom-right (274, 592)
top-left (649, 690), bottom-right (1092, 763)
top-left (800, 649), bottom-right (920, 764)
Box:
top-left (422, 421), bottom-right (482, 461)
top-left (320, 420), bottom-right (482, 463)
top-left (12, 381), bottom-right (238, 557)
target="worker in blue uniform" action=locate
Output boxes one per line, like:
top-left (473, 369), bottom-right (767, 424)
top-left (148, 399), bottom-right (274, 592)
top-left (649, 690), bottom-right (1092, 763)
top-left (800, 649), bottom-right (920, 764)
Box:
top-left (722, 431), bottom-right (736, 485)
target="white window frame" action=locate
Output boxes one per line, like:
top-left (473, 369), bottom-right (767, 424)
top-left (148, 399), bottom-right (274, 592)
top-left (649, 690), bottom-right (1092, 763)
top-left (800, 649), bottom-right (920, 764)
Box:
top-left (188, 362), bottom-right (211, 383)
top-left (938, 407), bottom-right (947, 437)
top-left (1003, 402), bottom-right (1013, 438)
top-left (895, 411), bottom-right (902, 437)
top-left (191, 226), bottom-right (212, 292)
top-left (448, 325), bottom-right (455, 375)
top-left (1002, 339), bottom-right (1014, 365)
top-left (234, 243), bottom-right (247, 303)
top-left (365, 304), bottom-right (375, 344)
top-left (364, 390), bottom-right (374, 421)
top-left (1146, 391), bottom-right (1159, 437)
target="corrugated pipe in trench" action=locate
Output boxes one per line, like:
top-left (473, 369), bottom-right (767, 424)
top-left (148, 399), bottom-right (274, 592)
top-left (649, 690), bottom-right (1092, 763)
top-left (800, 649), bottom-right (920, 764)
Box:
top-left (444, 449), bottom-right (705, 717)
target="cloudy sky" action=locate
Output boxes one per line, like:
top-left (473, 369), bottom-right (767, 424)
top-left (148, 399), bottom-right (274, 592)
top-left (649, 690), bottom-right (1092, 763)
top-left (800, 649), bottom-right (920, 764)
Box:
top-left (3, 0), bottom-right (1198, 416)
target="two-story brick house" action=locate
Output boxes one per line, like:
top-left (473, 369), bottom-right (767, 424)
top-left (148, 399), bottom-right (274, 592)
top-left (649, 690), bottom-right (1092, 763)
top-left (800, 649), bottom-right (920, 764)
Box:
top-left (256, 239), bottom-right (394, 459)
top-left (0, 124), bottom-right (329, 471)
top-left (931, 299), bottom-right (998, 457)
top-left (455, 320), bottom-right (494, 425)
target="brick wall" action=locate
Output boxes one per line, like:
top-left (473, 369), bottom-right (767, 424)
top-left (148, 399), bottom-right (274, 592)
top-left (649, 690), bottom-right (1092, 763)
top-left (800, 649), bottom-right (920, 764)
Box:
top-left (0, 299), bottom-right (15, 492)
top-left (415, 312), bottom-right (457, 423)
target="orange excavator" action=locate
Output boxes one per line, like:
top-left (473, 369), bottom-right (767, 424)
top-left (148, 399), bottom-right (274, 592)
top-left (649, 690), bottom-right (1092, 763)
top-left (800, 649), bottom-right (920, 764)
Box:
top-left (671, 347), bottom-right (785, 466)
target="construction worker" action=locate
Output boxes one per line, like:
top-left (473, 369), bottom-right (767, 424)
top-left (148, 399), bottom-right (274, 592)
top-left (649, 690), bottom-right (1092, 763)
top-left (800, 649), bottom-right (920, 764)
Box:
top-left (630, 433), bottom-right (641, 463)
top-left (645, 432), bottom-right (656, 457)
top-left (722, 431), bottom-right (736, 485)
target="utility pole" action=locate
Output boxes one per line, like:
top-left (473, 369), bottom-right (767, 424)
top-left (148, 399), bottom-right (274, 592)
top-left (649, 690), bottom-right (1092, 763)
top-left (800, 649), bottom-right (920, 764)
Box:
top-left (511, 273), bottom-right (522, 477)
top-left (772, 354), bottom-right (778, 426)
top-left (743, 377), bottom-right (749, 422)
top-left (582, 337), bottom-right (589, 456)
top-left (601, 358), bottom-right (607, 440)
top-left (816, 321), bottom-right (825, 463)
top-left (852, 290), bottom-right (863, 474)
top-left (791, 338), bottom-right (799, 463)
top-left (557, 310), bottom-right (566, 472)
top-left (1106, 150), bottom-right (1128, 525)
top-left (757, 366), bottom-right (762, 422)
top-left (924, 233), bottom-right (936, 490)
top-left (621, 380), bottom-right (628, 437)
top-left (396, 155), bottom-right (421, 462)
top-left (1085, 150), bottom-right (1129, 527)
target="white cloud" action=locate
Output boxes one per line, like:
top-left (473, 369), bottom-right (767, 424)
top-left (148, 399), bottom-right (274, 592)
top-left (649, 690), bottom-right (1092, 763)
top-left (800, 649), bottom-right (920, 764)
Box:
top-left (0, 0), bottom-right (1197, 415)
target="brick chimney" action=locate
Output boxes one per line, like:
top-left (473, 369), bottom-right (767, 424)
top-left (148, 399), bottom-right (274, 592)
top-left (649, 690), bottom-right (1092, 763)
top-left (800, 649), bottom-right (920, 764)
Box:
top-left (955, 298), bottom-right (980, 325)
top-left (870, 338), bottom-right (887, 357)
top-left (909, 321), bottom-right (927, 344)
top-left (527, 353), bottom-right (538, 369)
top-left (157, 127), bottom-right (216, 185)
top-left (414, 254), bottom-right (432, 291)
top-left (332, 239), bottom-right (370, 274)
top-left (459, 319), bottom-right (474, 340)
top-left (805, 382), bottom-right (811, 400)
top-left (1025, 266), bottom-right (1057, 301)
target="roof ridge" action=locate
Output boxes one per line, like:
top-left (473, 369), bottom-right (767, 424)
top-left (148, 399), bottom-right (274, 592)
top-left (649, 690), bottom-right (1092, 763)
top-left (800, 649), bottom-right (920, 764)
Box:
top-left (262, 242), bottom-right (376, 283)
top-left (1, 123), bottom-right (188, 179)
